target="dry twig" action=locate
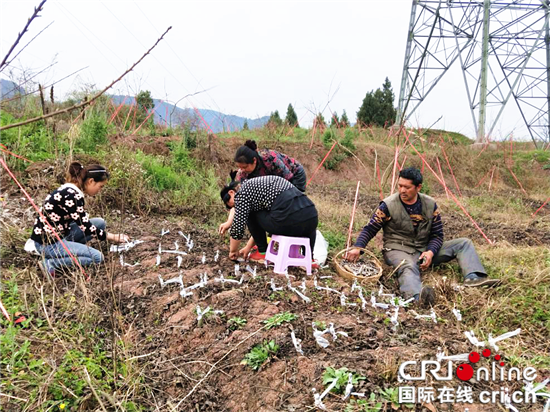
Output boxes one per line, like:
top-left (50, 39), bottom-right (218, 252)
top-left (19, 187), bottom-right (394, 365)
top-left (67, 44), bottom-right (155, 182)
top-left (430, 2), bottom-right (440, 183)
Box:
top-left (173, 324), bottom-right (269, 409)
top-left (0, 26), bottom-right (172, 131)
top-left (0, 0), bottom-right (47, 71)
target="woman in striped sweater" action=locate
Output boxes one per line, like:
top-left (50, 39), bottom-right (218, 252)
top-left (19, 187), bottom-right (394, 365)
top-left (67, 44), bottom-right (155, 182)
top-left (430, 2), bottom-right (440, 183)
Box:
top-left (220, 175), bottom-right (317, 262)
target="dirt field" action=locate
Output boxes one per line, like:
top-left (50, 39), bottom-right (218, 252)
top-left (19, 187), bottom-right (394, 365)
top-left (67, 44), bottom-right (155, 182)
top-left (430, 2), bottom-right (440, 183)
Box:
top-left (1, 136), bottom-right (549, 411)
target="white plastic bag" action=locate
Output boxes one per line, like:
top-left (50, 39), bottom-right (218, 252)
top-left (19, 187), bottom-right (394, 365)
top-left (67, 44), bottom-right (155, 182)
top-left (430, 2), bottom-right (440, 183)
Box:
top-left (313, 230), bottom-right (329, 265)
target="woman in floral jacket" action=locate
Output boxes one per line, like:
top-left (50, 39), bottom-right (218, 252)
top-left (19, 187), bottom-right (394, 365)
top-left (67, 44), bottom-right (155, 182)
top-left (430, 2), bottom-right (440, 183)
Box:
top-left (25, 162), bottom-right (128, 276)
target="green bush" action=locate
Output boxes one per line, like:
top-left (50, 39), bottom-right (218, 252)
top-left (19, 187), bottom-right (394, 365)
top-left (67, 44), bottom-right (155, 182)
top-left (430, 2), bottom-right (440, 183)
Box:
top-left (341, 128), bottom-right (357, 151)
top-left (133, 150), bottom-right (220, 210)
top-left (77, 114), bottom-right (111, 153)
top-left (0, 112), bottom-right (63, 168)
top-left (322, 128), bottom-right (336, 148)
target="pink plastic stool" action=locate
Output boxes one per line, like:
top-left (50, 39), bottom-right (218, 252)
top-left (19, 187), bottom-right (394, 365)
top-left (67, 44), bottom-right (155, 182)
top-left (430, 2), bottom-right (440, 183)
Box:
top-left (265, 235), bottom-right (312, 275)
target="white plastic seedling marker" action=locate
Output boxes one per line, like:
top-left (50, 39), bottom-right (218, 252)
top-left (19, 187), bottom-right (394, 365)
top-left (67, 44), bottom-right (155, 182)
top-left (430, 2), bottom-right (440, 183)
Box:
top-left (214, 250), bottom-right (219, 262)
top-left (158, 273), bottom-right (184, 288)
top-left (156, 255), bottom-right (161, 266)
top-left (386, 307), bottom-right (399, 329)
top-left (452, 306), bottom-right (462, 321)
top-left (351, 280), bottom-right (368, 310)
top-left (328, 322), bottom-right (348, 340)
top-left (234, 264), bottom-right (240, 277)
top-left (245, 265), bottom-right (257, 278)
top-left (504, 392), bottom-right (519, 412)
top-left (370, 294), bottom-right (390, 309)
top-left (119, 255), bottom-right (140, 267)
top-left (378, 284), bottom-right (395, 298)
top-left (187, 239), bottom-right (194, 251)
top-left (488, 328), bottom-right (521, 351)
top-left (110, 239), bottom-right (145, 253)
top-left (161, 250), bottom-right (188, 255)
top-left (340, 293), bottom-right (356, 307)
top-left (315, 374), bottom-right (338, 409)
top-left (523, 378), bottom-right (550, 398)
top-left (196, 305), bottom-right (211, 322)
top-left (343, 373), bottom-right (354, 400)
top-left (290, 330), bottom-right (304, 355)
top-left (464, 330), bottom-right (485, 347)
top-left (411, 309), bottom-right (437, 323)
top-left (215, 271), bottom-right (242, 285)
top-left (289, 283), bottom-right (311, 303)
top-left (270, 278), bottom-right (283, 292)
top-left (177, 256), bottom-right (182, 268)
top-left (202, 253), bottom-right (206, 264)
top-left (174, 241), bottom-right (179, 251)
top-left (313, 277), bottom-right (343, 297)
top-left (430, 308), bottom-right (437, 323)
top-left (180, 288), bottom-right (193, 298)
top-left (436, 347), bottom-right (469, 362)
top-left (312, 322), bottom-right (348, 348)
top-left (312, 322), bottom-right (331, 348)
top-left (392, 297), bottom-right (415, 307)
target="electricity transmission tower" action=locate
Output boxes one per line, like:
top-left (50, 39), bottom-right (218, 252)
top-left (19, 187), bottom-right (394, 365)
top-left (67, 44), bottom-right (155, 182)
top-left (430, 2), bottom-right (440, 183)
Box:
top-left (396, 0), bottom-right (550, 145)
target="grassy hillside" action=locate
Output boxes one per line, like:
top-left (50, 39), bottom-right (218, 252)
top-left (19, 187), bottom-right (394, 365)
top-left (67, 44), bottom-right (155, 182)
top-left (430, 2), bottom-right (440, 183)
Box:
top-left (1, 97), bottom-right (549, 411)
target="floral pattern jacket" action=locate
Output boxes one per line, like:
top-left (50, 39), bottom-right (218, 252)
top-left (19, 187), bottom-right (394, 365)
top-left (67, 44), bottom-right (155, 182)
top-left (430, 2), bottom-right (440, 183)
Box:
top-left (30, 183), bottom-right (106, 245)
top-left (235, 149), bottom-right (303, 182)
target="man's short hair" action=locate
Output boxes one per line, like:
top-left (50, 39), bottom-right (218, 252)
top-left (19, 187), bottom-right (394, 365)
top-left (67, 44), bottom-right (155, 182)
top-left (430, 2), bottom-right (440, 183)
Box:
top-left (399, 167), bottom-right (423, 186)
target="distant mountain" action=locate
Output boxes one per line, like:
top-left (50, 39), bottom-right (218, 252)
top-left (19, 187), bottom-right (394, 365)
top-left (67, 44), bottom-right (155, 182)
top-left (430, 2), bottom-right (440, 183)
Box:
top-left (0, 81), bottom-right (268, 133)
top-left (0, 78), bottom-right (24, 99)
top-left (110, 95), bottom-right (269, 133)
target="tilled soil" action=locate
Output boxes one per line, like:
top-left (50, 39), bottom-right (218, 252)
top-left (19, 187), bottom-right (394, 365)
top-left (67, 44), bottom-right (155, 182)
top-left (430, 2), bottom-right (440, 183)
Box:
top-left (99, 221), bottom-right (545, 411)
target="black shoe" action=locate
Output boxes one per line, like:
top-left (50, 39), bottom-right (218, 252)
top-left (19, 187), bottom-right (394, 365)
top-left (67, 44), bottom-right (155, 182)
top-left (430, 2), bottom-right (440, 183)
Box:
top-left (464, 277), bottom-right (502, 288)
top-left (419, 286), bottom-right (436, 308)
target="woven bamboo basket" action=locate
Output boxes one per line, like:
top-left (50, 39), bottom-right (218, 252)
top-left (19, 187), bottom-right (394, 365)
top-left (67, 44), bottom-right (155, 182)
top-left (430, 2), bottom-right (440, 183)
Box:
top-left (333, 247), bottom-right (383, 284)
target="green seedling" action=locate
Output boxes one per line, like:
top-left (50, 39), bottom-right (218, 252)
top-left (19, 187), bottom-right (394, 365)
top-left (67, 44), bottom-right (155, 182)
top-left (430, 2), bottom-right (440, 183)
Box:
top-left (263, 312), bottom-right (297, 329)
top-left (322, 367), bottom-right (366, 395)
top-left (314, 320), bottom-right (327, 330)
top-left (241, 340), bottom-right (279, 370)
top-left (379, 387), bottom-right (414, 409)
top-left (345, 393), bottom-right (382, 412)
top-left (228, 317), bottom-right (247, 330)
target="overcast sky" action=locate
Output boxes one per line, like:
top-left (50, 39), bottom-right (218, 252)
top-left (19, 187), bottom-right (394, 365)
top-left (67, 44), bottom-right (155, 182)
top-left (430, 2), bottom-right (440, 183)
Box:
top-left (0, 0), bottom-right (536, 140)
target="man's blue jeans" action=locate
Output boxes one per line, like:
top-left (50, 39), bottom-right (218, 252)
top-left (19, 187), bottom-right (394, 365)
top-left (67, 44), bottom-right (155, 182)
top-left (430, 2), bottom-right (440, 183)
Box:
top-left (34, 218), bottom-right (105, 272)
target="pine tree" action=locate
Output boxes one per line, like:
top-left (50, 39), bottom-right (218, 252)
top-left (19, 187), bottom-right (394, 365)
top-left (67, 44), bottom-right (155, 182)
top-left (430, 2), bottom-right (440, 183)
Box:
top-left (356, 78), bottom-right (396, 128)
top-left (268, 110), bottom-right (283, 127)
top-left (285, 104), bottom-right (299, 127)
top-left (381, 77), bottom-right (397, 126)
top-left (340, 110), bottom-right (350, 128)
top-left (135, 90), bottom-right (154, 126)
top-left (330, 112), bottom-right (339, 128)
top-left (243, 119), bottom-right (249, 131)
top-left (313, 113), bottom-right (326, 132)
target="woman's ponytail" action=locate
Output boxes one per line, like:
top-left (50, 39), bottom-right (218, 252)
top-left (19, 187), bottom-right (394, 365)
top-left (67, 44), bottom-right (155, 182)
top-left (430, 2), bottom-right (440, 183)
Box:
top-left (66, 162), bottom-right (109, 189)
top-left (234, 140), bottom-right (259, 164)
top-left (244, 140), bottom-right (257, 151)
top-left (67, 162), bottom-right (85, 187)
